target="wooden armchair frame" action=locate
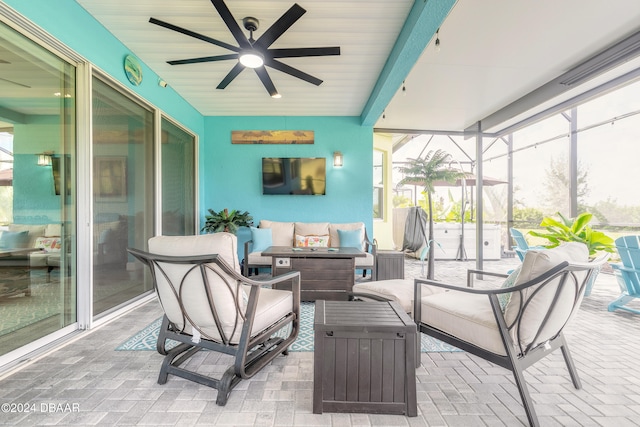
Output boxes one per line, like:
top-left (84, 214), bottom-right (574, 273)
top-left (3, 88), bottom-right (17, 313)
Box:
top-left (128, 247), bottom-right (301, 406)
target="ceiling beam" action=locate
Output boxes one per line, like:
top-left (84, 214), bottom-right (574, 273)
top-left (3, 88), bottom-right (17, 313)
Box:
top-left (360, 0), bottom-right (456, 126)
top-left (467, 29), bottom-right (640, 135)
top-left (0, 107), bottom-right (26, 124)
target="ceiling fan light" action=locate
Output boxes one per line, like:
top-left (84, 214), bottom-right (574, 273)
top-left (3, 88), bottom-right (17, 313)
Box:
top-left (239, 50), bottom-right (264, 68)
top-left (271, 93), bottom-right (282, 99)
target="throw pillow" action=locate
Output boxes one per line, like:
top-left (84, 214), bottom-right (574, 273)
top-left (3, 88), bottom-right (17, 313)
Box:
top-left (337, 229), bottom-right (362, 248)
top-left (35, 237), bottom-right (62, 253)
top-left (0, 230), bottom-right (29, 249)
top-left (295, 234), bottom-right (330, 248)
top-left (250, 227), bottom-right (272, 252)
top-left (498, 266), bottom-right (521, 312)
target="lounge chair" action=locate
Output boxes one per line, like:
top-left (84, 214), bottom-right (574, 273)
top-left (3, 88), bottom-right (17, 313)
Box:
top-left (127, 233), bottom-right (300, 406)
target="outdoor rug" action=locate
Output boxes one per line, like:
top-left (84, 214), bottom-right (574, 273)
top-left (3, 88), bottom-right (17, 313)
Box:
top-left (116, 302), bottom-right (461, 352)
top-left (0, 281), bottom-right (62, 338)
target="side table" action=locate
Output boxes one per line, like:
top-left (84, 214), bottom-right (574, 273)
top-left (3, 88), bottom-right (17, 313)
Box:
top-left (313, 300), bottom-right (417, 416)
top-left (375, 250), bottom-right (405, 280)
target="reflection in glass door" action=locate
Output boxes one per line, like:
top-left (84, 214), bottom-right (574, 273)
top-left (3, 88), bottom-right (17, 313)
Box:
top-left (92, 77), bottom-right (154, 316)
top-left (0, 21), bottom-right (77, 355)
top-left (161, 118), bottom-right (196, 236)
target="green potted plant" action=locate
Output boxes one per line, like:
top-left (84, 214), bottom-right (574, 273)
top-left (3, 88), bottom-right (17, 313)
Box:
top-left (201, 208), bottom-right (253, 234)
top-left (528, 212), bottom-right (615, 256)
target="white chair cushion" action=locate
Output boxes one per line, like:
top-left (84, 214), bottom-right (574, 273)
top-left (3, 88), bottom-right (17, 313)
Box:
top-left (504, 242), bottom-right (588, 350)
top-left (249, 287), bottom-right (293, 340)
top-left (29, 252), bottom-right (50, 267)
top-left (149, 233), bottom-right (243, 343)
top-left (353, 279), bottom-right (445, 314)
top-left (259, 220), bottom-right (294, 247)
top-left (420, 291), bottom-right (507, 355)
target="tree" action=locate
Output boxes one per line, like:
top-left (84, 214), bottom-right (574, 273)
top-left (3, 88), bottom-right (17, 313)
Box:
top-left (542, 155), bottom-right (589, 215)
top-left (397, 150), bottom-right (464, 279)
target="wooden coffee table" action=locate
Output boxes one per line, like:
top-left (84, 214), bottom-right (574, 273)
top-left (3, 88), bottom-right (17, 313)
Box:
top-left (262, 246), bottom-right (365, 301)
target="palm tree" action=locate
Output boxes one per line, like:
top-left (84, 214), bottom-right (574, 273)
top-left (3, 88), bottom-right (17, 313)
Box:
top-left (397, 150), bottom-right (464, 279)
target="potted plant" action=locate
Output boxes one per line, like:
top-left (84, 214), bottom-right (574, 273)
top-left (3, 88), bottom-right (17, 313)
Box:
top-left (528, 212), bottom-right (615, 256)
top-left (201, 208), bottom-right (253, 234)
top-left (528, 212), bottom-right (615, 296)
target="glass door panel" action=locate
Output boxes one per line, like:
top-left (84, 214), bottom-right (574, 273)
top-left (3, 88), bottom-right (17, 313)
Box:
top-left (0, 21), bottom-right (77, 355)
top-left (92, 77), bottom-right (153, 316)
top-left (161, 118), bottom-right (196, 235)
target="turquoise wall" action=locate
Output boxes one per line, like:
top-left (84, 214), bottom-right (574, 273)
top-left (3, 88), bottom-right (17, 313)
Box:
top-left (204, 116), bottom-right (374, 234)
top-left (5, 1), bottom-right (376, 236)
top-left (11, 116), bottom-right (61, 223)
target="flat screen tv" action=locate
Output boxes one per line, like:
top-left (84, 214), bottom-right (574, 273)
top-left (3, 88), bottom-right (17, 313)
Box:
top-left (262, 157), bottom-right (326, 195)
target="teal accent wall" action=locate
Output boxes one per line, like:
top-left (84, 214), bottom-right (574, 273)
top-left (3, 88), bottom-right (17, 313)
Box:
top-left (12, 116), bottom-right (61, 223)
top-left (6, 1), bottom-right (377, 238)
top-left (204, 116), bottom-right (374, 235)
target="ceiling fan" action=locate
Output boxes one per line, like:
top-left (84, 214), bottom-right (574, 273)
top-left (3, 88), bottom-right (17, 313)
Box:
top-left (150, 0), bottom-right (340, 98)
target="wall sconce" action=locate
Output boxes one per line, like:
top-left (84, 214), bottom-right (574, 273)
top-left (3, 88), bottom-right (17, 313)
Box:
top-left (37, 153), bottom-right (52, 166)
top-left (333, 151), bottom-right (343, 167)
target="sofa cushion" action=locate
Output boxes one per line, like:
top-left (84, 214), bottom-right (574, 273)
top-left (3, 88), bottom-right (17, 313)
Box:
top-left (45, 224), bottom-right (61, 237)
top-left (337, 229), bottom-right (362, 248)
top-left (259, 220), bottom-right (294, 247)
top-left (8, 224), bottom-right (46, 248)
top-left (329, 222), bottom-right (365, 249)
top-left (354, 252), bottom-right (375, 268)
top-left (0, 230), bottom-right (29, 249)
top-left (35, 237), bottom-right (62, 253)
top-left (250, 227), bottom-right (272, 252)
top-left (295, 222), bottom-right (330, 237)
top-left (247, 252), bottom-right (272, 266)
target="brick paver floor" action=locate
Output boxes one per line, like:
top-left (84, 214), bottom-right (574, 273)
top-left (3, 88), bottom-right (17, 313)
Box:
top-left (0, 256), bottom-right (638, 426)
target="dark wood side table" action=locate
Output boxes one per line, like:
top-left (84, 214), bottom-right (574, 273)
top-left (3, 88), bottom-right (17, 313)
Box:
top-left (375, 250), bottom-right (405, 280)
top-left (313, 300), bottom-right (417, 416)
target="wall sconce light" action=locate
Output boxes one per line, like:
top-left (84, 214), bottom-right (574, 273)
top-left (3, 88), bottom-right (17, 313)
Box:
top-left (333, 151), bottom-right (343, 167)
top-left (37, 153), bottom-right (53, 166)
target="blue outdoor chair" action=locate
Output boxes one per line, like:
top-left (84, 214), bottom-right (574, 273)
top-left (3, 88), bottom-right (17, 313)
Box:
top-left (510, 228), bottom-right (546, 261)
top-left (610, 235), bottom-right (640, 315)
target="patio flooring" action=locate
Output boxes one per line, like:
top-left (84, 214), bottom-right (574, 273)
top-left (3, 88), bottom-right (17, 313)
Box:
top-left (0, 256), bottom-right (639, 426)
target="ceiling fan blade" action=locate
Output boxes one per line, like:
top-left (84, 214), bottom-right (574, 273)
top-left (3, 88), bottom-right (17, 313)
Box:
top-left (168, 54), bottom-right (238, 65)
top-left (270, 47), bottom-right (341, 58)
top-left (150, 17), bottom-right (239, 52)
top-left (255, 3), bottom-right (306, 50)
top-left (210, 0), bottom-right (251, 49)
top-left (254, 67), bottom-right (279, 98)
top-left (266, 59), bottom-right (323, 86)
top-left (217, 62), bottom-right (245, 89)
top-left (0, 76), bottom-right (31, 88)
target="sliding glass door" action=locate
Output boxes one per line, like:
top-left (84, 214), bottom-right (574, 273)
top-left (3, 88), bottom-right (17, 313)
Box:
top-left (91, 77), bottom-right (154, 316)
top-left (0, 21), bottom-right (77, 355)
top-left (161, 118), bottom-right (196, 236)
